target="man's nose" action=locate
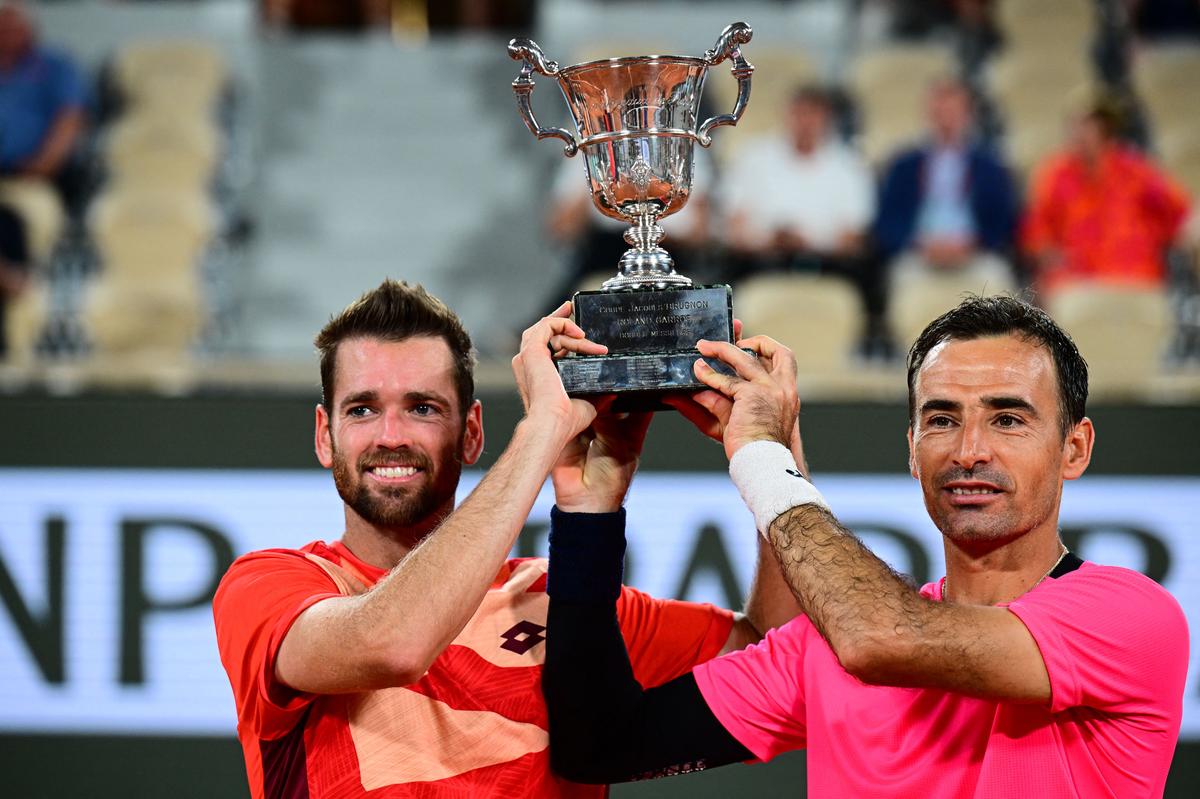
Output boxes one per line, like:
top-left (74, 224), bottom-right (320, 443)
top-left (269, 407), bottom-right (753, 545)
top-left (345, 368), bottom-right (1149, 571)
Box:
top-left (952, 421), bottom-right (992, 472)
top-left (375, 408), bottom-right (413, 449)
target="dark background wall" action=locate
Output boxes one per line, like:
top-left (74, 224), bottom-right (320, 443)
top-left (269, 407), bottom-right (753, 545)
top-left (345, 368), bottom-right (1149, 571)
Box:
top-left (2, 391), bottom-right (1197, 797)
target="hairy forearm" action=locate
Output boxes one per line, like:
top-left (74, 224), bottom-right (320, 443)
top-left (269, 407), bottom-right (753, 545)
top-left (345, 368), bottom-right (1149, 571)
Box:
top-left (766, 505), bottom-right (932, 680)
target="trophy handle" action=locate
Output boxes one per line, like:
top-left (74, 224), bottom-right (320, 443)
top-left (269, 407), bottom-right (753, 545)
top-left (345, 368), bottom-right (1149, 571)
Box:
top-left (697, 22), bottom-right (755, 147)
top-left (508, 38), bottom-right (579, 157)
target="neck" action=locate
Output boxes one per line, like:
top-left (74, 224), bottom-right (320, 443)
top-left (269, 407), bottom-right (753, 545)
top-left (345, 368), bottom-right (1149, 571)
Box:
top-left (793, 137), bottom-right (818, 156)
top-left (943, 529), bottom-right (1066, 605)
top-left (934, 131), bottom-right (965, 149)
top-left (340, 502), bottom-right (451, 570)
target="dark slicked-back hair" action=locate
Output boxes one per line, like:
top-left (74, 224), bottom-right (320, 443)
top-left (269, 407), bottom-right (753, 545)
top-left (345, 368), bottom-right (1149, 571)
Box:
top-left (315, 280), bottom-right (476, 414)
top-left (906, 295), bottom-right (1088, 438)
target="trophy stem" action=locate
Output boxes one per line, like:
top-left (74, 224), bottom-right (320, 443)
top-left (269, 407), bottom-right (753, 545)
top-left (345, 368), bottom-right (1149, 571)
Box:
top-left (603, 204), bottom-right (693, 290)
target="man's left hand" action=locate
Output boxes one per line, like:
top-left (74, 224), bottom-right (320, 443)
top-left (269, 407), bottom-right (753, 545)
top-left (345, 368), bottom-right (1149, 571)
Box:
top-left (691, 335), bottom-right (799, 460)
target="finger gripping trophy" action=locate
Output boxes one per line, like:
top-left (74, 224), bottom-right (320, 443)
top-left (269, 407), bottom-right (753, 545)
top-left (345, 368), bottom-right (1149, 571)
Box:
top-left (508, 22), bottom-right (755, 408)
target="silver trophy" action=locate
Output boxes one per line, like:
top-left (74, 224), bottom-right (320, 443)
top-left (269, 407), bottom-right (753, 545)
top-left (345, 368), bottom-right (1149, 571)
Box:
top-left (508, 23), bottom-right (754, 406)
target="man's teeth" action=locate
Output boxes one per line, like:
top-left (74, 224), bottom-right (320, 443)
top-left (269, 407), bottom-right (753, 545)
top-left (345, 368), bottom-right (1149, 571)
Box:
top-left (373, 466), bottom-right (418, 478)
top-left (951, 487), bottom-right (997, 495)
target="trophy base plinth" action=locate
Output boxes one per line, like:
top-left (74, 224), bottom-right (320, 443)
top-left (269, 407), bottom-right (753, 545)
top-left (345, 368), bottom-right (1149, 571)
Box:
top-left (560, 284), bottom-right (742, 411)
top-left (558, 349), bottom-right (743, 411)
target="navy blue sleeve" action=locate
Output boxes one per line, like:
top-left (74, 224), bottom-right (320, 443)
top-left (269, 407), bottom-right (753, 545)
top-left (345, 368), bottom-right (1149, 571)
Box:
top-left (544, 506), bottom-right (752, 784)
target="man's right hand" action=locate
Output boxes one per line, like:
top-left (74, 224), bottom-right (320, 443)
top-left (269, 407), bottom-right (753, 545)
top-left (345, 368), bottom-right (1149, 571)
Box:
top-left (512, 301), bottom-right (609, 445)
top-left (552, 402), bottom-right (652, 513)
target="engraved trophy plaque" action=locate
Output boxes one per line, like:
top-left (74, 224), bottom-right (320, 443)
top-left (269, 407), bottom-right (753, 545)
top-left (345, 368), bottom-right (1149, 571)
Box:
top-left (508, 22), bottom-right (754, 408)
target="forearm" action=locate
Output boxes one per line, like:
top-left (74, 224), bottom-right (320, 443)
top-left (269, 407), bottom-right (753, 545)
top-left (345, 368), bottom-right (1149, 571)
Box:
top-left (767, 504), bottom-right (1050, 699)
top-left (766, 504), bottom-right (933, 680)
top-left (21, 109), bottom-right (82, 178)
top-left (283, 416), bottom-right (572, 691)
top-left (735, 536), bottom-right (802, 646)
top-left (372, 418), bottom-right (571, 661)
top-left (544, 509), bottom-right (751, 783)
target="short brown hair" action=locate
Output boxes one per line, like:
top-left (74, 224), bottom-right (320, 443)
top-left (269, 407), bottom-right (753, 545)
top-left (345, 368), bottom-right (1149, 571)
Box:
top-left (315, 280), bottom-right (476, 414)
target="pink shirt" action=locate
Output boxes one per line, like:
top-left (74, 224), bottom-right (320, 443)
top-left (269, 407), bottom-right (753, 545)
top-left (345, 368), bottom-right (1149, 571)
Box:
top-left (694, 562), bottom-right (1188, 798)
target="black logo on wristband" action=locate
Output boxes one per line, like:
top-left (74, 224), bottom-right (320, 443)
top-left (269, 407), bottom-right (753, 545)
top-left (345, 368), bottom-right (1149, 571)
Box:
top-left (785, 469), bottom-right (805, 479)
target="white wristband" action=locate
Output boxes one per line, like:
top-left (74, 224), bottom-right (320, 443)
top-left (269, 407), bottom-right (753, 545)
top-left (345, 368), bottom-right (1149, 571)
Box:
top-left (728, 440), bottom-right (830, 537)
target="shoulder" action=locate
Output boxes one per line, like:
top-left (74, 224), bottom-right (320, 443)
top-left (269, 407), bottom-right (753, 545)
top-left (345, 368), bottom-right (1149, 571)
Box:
top-left (1024, 562), bottom-right (1188, 642)
top-left (967, 145), bottom-right (1013, 176)
top-left (881, 147), bottom-right (924, 179)
top-left (33, 46), bottom-right (83, 79)
top-left (215, 543), bottom-right (339, 602)
top-left (1064, 562), bottom-right (1184, 611)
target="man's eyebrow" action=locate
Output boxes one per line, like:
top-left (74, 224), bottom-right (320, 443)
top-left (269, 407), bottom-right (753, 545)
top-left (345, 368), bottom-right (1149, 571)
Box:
top-left (981, 396), bottom-right (1039, 416)
top-left (919, 399), bottom-right (961, 415)
top-left (404, 390), bottom-right (453, 406)
top-left (340, 390), bottom-right (378, 409)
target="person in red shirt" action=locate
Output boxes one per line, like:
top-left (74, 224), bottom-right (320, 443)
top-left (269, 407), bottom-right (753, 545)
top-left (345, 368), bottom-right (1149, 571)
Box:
top-left (212, 279), bottom-right (796, 798)
top-left (1022, 100), bottom-right (1191, 298)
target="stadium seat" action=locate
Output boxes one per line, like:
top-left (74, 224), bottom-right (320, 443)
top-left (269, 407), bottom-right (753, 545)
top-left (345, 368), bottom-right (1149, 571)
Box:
top-left (113, 39), bottom-right (226, 115)
top-left (732, 274), bottom-right (861, 371)
top-left (105, 112), bottom-right (221, 192)
top-left (1047, 285), bottom-right (1171, 391)
top-left (888, 269), bottom-right (1017, 351)
top-left (82, 272), bottom-right (204, 358)
top-left (3, 278), bottom-right (49, 364)
top-left (995, 0), bottom-right (1094, 53)
top-left (1133, 44), bottom-right (1200, 135)
top-left (0, 179), bottom-right (65, 264)
top-left (89, 187), bottom-right (215, 281)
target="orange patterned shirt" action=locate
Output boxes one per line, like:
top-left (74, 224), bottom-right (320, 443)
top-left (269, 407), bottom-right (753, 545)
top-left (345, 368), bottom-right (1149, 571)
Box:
top-left (1022, 146), bottom-right (1189, 295)
top-left (214, 541), bottom-right (733, 798)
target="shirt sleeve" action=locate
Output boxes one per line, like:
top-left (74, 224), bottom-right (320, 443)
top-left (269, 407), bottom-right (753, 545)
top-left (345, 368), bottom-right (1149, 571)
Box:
top-left (212, 549), bottom-right (344, 739)
top-left (841, 149), bottom-right (876, 231)
top-left (46, 50), bottom-right (88, 113)
top-left (691, 616), bottom-right (811, 762)
top-left (616, 586), bottom-right (734, 689)
top-left (1007, 565), bottom-right (1190, 716)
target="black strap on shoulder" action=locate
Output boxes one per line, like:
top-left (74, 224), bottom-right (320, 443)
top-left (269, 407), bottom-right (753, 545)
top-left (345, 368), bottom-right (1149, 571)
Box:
top-left (1048, 550), bottom-right (1084, 579)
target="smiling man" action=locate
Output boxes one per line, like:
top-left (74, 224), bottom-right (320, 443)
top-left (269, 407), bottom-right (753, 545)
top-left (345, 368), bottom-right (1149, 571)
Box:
top-left (213, 280), bottom-right (790, 798)
top-left (543, 295), bottom-right (1189, 796)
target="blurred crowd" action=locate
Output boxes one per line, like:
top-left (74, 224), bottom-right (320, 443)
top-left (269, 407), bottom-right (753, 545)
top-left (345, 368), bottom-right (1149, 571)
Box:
top-left (1, 0), bottom-right (1198, 384)
top-left (543, 0), bottom-right (1200, 363)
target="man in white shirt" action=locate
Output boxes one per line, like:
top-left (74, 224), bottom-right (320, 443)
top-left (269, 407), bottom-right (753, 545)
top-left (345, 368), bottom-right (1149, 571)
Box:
top-left (721, 85), bottom-right (881, 352)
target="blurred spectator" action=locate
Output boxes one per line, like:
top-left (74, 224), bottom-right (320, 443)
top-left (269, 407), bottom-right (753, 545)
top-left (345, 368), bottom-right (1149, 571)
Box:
top-left (0, 1), bottom-right (86, 187)
top-left (0, 204), bottom-right (30, 357)
top-left (1021, 99), bottom-right (1191, 298)
top-left (874, 76), bottom-right (1019, 293)
top-left (537, 148), bottom-right (712, 316)
top-left (721, 86), bottom-right (880, 341)
top-left (261, 0), bottom-right (390, 32)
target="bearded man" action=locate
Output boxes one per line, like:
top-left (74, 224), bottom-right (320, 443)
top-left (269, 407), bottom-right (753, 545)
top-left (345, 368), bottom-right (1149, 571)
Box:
top-left (213, 279), bottom-right (796, 798)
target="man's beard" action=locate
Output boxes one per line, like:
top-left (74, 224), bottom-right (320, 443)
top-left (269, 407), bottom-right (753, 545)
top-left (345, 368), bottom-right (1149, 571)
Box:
top-left (331, 441), bottom-right (463, 532)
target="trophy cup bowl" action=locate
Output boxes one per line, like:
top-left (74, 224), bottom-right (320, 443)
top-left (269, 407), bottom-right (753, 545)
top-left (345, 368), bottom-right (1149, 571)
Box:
top-left (508, 22), bottom-right (754, 409)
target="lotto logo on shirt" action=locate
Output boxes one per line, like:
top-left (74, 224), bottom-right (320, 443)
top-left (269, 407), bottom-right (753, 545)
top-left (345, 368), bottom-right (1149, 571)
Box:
top-left (500, 621), bottom-right (546, 655)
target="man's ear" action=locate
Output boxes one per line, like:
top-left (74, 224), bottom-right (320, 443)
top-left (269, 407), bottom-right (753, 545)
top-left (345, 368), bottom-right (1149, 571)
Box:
top-left (1062, 417), bottom-right (1095, 481)
top-left (315, 403), bottom-right (334, 469)
top-left (462, 400), bottom-right (484, 466)
top-left (906, 425), bottom-right (918, 479)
